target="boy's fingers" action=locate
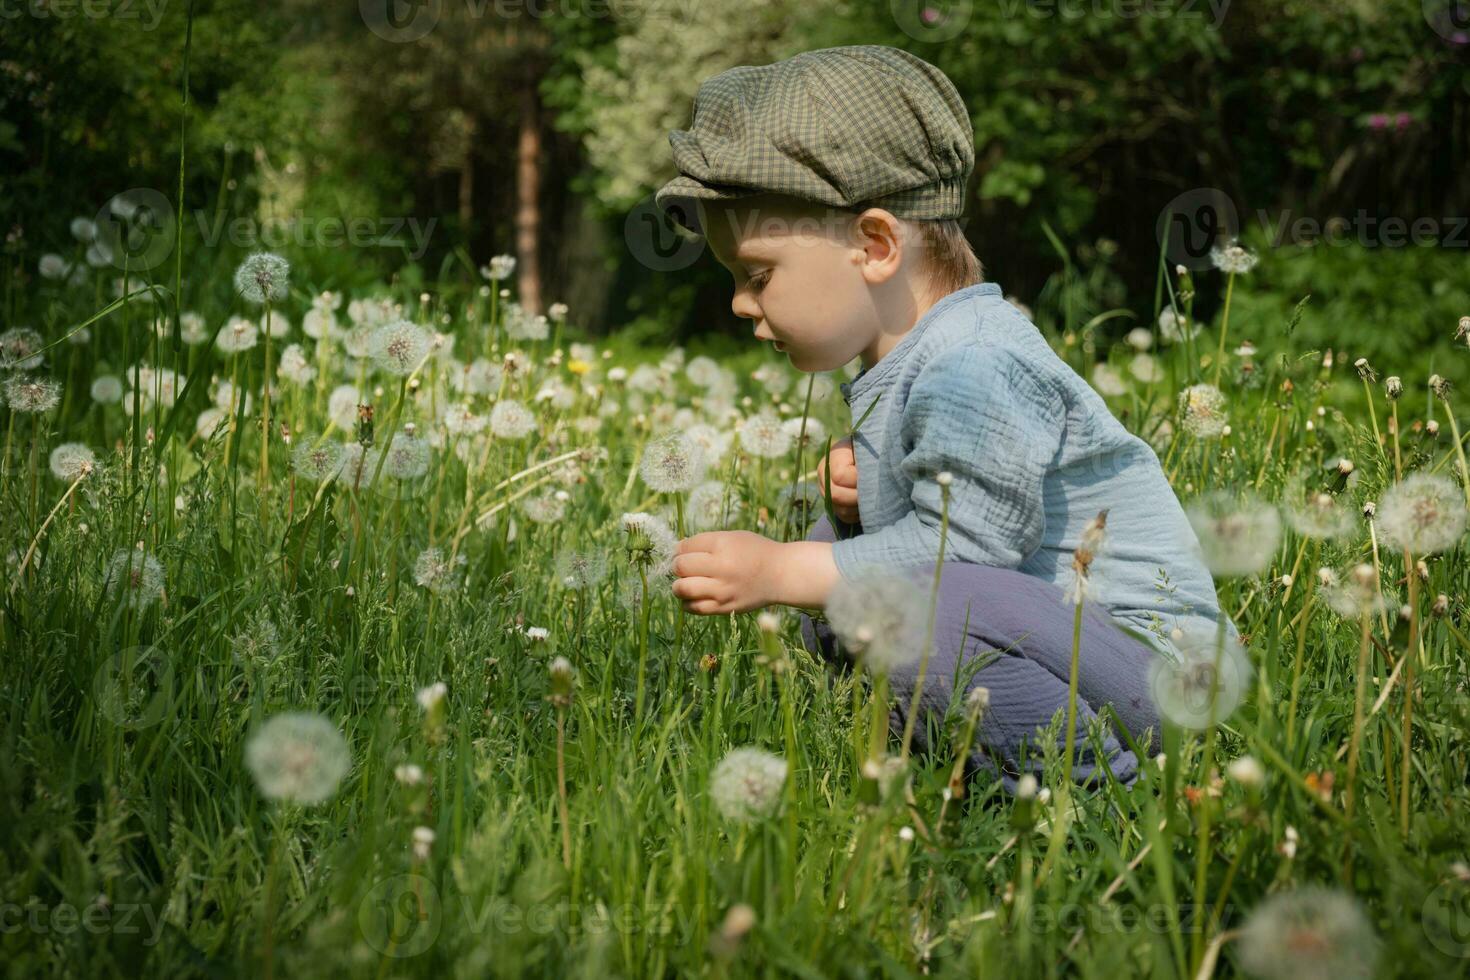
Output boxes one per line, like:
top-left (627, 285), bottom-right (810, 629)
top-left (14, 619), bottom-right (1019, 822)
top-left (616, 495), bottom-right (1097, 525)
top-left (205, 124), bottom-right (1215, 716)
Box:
top-left (671, 576), bottom-right (721, 601)
top-left (828, 484), bottom-right (858, 507)
top-left (676, 533), bottom-right (721, 555)
top-left (834, 504), bottom-right (860, 523)
top-left (671, 552), bottom-right (718, 578)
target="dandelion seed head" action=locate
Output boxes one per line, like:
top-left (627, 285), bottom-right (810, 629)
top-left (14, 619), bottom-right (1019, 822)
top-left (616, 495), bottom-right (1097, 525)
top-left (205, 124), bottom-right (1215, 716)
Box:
top-left (413, 547), bottom-right (466, 593)
top-left (1209, 239), bottom-right (1259, 275)
top-left (215, 316), bottom-right (259, 354)
top-left (489, 399), bottom-right (537, 440)
top-left (1179, 384), bottom-right (1227, 438)
top-left (380, 435), bottom-right (431, 480)
top-left (0, 327), bottom-right (45, 371)
top-left (233, 252), bottom-right (290, 305)
top-left (738, 412), bottom-right (791, 459)
top-left (4, 375), bottom-right (62, 414)
top-left (90, 375), bottom-right (124, 404)
top-left (1377, 473), bottom-right (1466, 555)
top-left (1185, 492), bottom-right (1281, 577)
top-left (1148, 630), bottom-right (1252, 730)
top-left (277, 343), bottom-right (315, 385)
top-left (49, 442), bottom-right (97, 482)
top-left (554, 549), bottom-right (609, 590)
top-left (709, 746), bottom-right (787, 823)
top-left (825, 568), bottom-right (928, 675)
top-left (244, 712), bottom-right (350, 805)
top-left (640, 432), bottom-right (707, 494)
top-left (231, 613), bottom-right (284, 668)
top-left (1237, 885), bottom-right (1379, 980)
top-left (372, 319), bottom-right (431, 377)
top-left (686, 481), bottom-right (742, 532)
top-left (291, 440), bottom-right (345, 482)
top-left (416, 681), bottom-right (447, 712)
top-left (522, 491), bottom-right (568, 524)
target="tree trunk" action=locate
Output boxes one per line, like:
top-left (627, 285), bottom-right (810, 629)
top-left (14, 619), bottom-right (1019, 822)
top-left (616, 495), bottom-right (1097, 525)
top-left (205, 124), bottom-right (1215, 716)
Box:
top-left (515, 59), bottom-right (542, 317)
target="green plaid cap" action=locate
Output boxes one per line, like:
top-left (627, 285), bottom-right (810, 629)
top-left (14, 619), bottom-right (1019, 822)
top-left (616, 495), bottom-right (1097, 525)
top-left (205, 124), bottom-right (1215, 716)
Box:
top-left (655, 45), bottom-right (974, 236)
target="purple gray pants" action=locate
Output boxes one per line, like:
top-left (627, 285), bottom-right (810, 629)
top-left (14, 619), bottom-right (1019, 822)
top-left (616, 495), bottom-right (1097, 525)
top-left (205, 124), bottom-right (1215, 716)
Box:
top-left (798, 515), bottom-right (1162, 793)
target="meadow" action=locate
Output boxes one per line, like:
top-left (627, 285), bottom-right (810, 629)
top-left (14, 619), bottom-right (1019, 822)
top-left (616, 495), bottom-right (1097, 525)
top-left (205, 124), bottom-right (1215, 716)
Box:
top-left (2, 215), bottom-right (1470, 979)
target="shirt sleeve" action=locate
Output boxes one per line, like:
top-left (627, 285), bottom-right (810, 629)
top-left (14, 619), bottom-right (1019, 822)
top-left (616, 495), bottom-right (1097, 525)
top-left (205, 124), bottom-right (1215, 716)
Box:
top-left (830, 345), bottom-right (1065, 579)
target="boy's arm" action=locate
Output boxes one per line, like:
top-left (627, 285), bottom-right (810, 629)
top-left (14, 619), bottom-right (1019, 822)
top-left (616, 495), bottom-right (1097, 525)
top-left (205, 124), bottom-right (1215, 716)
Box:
top-left (829, 346), bottom-right (1065, 580)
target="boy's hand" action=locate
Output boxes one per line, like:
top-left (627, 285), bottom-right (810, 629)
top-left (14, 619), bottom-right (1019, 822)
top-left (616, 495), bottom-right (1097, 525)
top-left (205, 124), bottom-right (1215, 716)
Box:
top-left (672, 531), bottom-right (781, 615)
top-left (816, 436), bottom-right (860, 524)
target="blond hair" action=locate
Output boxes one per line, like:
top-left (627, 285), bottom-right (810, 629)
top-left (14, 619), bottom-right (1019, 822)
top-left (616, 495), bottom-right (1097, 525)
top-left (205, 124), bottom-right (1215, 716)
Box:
top-left (909, 218), bottom-right (984, 300)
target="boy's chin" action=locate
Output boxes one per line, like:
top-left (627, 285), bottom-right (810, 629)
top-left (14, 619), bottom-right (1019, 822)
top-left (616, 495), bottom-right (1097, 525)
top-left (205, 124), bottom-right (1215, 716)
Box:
top-left (784, 348), bottom-right (839, 372)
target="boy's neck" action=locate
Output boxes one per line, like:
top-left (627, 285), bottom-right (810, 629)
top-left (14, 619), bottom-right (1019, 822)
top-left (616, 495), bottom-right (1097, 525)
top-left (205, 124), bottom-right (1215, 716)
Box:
top-left (859, 285), bottom-right (944, 370)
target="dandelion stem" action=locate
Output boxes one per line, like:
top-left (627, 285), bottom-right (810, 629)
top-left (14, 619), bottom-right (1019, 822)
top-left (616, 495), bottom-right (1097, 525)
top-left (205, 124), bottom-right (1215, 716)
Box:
top-left (11, 470), bottom-right (88, 592)
top-left (555, 706), bottom-right (573, 870)
top-left (899, 484), bottom-right (950, 760)
top-left (1399, 544), bottom-right (1419, 835)
top-left (1285, 539), bottom-right (1321, 748)
top-left (1343, 612), bottom-right (1372, 876)
top-left (1189, 614), bottom-right (1229, 973)
top-left (1211, 271), bottom-right (1236, 387)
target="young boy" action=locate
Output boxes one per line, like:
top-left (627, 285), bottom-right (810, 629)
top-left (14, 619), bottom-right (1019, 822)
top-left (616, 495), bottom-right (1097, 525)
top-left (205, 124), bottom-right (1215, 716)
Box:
top-left (657, 45), bottom-right (1237, 791)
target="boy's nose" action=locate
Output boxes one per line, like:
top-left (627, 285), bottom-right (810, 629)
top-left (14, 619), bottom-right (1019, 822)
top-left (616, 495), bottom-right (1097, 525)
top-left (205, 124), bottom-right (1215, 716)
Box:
top-left (730, 289), bottom-right (762, 323)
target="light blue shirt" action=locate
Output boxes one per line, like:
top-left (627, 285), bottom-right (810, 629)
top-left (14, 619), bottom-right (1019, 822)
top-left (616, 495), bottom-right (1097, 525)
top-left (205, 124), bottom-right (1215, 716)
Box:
top-left (831, 281), bottom-right (1238, 658)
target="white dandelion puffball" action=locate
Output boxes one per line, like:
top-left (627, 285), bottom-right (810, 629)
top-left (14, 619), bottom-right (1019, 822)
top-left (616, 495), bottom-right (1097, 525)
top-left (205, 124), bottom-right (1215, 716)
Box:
top-left (1129, 353), bottom-right (1161, 383)
top-left (104, 548), bottom-right (165, 609)
top-left (178, 311), bottom-right (210, 346)
top-left (640, 432), bottom-right (707, 494)
top-left (1185, 491), bottom-right (1281, 577)
top-left (379, 434), bottom-right (431, 480)
top-left (489, 399), bottom-right (537, 440)
top-left (416, 681), bottom-right (447, 712)
top-left (233, 251), bottom-right (291, 305)
top-left (372, 319), bottom-right (432, 376)
top-left (292, 440), bottom-right (345, 483)
top-left (685, 355), bottom-right (723, 388)
top-left (685, 423), bottom-right (731, 463)
top-left (1148, 630), bottom-right (1252, 730)
top-left (1318, 564), bottom-right (1389, 620)
top-left (215, 316), bottom-right (259, 355)
top-left (1209, 239), bottom-right (1259, 276)
top-left (1158, 308), bottom-right (1198, 345)
top-left (277, 343), bottom-right (315, 385)
top-left (4, 376), bottom-right (62, 414)
top-left (328, 385), bottom-right (361, 430)
top-left (782, 416), bottom-right (827, 451)
top-left (414, 547), bottom-right (466, 593)
top-left (1090, 363), bottom-right (1128, 397)
top-left (1377, 472), bottom-right (1467, 556)
top-left (452, 357), bottom-right (503, 396)
top-left (91, 375), bottom-right (124, 405)
top-left (1126, 326), bottom-right (1154, 351)
top-left (687, 481), bottom-right (743, 531)
top-left (302, 306), bottom-right (337, 340)
top-left (441, 402), bottom-right (487, 438)
top-left (554, 549), bottom-right (609, 590)
top-left (522, 491), bottom-right (568, 524)
top-left (0, 327), bottom-right (45, 371)
top-left (261, 311), bottom-right (291, 339)
top-left (195, 408), bottom-right (228, 439)
top-left (1178, 383), bottom-right (1227, 438)
top-left (739, 412), bottom-right (792, 459)
top-left (49, 443), bottom-right (97, 482)
top-left (244, 712), bottom-right (351, 805)
top-left (1237, 885), bottom-right (1379, 980)
top-left (825, 568), bottom-right (929, 675)
top-left (70, 216), bottom-right (97, 242)
top-left (709, 747), bottom-right (788, 823)
top-left (1283, 474), bottom-right (1355, 541)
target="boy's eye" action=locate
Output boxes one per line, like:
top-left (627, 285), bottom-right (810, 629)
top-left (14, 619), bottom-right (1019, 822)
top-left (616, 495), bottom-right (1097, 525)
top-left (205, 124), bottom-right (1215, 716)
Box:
top-left (746, 270), bottom-right (771, 292)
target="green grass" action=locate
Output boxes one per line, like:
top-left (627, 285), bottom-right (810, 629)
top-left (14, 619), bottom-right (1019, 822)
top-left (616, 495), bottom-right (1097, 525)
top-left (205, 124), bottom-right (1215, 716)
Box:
top-left (1, 238), bottom-right (1469, 978)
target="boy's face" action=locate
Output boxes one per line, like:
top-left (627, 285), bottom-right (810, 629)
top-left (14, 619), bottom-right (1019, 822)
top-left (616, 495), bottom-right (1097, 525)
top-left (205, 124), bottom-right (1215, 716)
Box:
top-left (704, 196), bottom-right (897, 373)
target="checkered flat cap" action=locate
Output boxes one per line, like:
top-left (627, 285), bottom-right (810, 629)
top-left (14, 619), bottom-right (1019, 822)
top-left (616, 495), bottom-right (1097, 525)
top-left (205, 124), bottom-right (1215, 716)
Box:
top-left (655, 45), bottom-right (974, 236)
